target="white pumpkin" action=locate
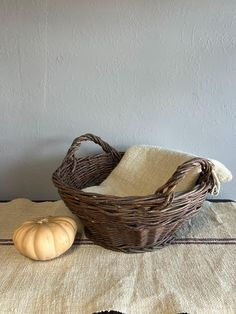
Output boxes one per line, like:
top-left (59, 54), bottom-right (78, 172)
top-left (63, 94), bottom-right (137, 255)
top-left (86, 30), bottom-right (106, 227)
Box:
top-left (13, 216), bottom-right (77, 261)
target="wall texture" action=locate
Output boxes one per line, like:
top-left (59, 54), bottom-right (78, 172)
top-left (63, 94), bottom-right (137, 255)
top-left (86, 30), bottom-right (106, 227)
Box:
top-left (0, 0), bottom-right (235, 200)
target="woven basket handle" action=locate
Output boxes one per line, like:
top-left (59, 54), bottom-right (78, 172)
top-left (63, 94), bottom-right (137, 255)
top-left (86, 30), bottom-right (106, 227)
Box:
top-left (64, 133), bottom-right (121, 165)
top-left (155, 158), bottom-right (215, 196)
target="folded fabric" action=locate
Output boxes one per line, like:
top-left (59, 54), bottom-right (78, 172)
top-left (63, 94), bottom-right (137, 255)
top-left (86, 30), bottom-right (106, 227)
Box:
top-left (82, 145), bottom-right (232, 197)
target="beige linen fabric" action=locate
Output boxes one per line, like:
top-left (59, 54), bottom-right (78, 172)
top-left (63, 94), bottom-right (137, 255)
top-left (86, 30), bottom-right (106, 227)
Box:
top-left (0, 199), bottom-right (236, 314)
top-left (82, 145), bottom-right (232, 197)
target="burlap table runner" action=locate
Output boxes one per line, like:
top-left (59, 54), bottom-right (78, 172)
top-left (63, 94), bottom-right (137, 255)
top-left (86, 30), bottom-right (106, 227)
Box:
top-left (0, 199), bottom-right (236, 314)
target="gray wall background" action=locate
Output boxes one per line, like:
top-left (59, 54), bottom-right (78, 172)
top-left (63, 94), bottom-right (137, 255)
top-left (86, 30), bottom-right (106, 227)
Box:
top-left (0, 0), bottom-right (235, 200)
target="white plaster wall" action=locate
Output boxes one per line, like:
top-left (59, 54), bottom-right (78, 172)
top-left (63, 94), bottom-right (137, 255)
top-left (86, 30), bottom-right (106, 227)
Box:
top-left (0, 0), bottom-right (235, 200)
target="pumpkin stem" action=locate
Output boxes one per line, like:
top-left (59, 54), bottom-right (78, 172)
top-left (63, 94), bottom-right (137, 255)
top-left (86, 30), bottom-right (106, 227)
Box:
top-left (37, 218), bottom-right (48, 224)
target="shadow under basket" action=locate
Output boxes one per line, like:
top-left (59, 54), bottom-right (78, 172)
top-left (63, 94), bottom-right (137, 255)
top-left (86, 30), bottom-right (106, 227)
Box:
top-left (52, 134), bottom-right (216, 253)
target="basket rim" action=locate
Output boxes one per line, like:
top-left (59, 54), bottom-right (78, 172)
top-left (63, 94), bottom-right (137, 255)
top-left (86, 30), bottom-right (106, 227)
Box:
top-left (52, 183), bottom-right (206, 203)
top-left (52, 152), bottom-right (211, 205)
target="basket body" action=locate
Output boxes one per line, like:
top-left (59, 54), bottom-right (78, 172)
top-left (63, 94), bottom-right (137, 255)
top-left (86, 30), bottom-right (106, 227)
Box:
top-left (52, 134), bottom-right (215, 253)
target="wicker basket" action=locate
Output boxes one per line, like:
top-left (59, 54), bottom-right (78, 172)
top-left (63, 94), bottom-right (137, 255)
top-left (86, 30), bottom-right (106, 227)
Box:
top-left (52, 133), bottom-right (216, 253)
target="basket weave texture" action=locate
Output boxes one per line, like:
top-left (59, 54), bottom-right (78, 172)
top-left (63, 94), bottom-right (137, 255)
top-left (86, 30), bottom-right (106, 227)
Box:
top-left (52, 134), bottom-right (216, 253)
